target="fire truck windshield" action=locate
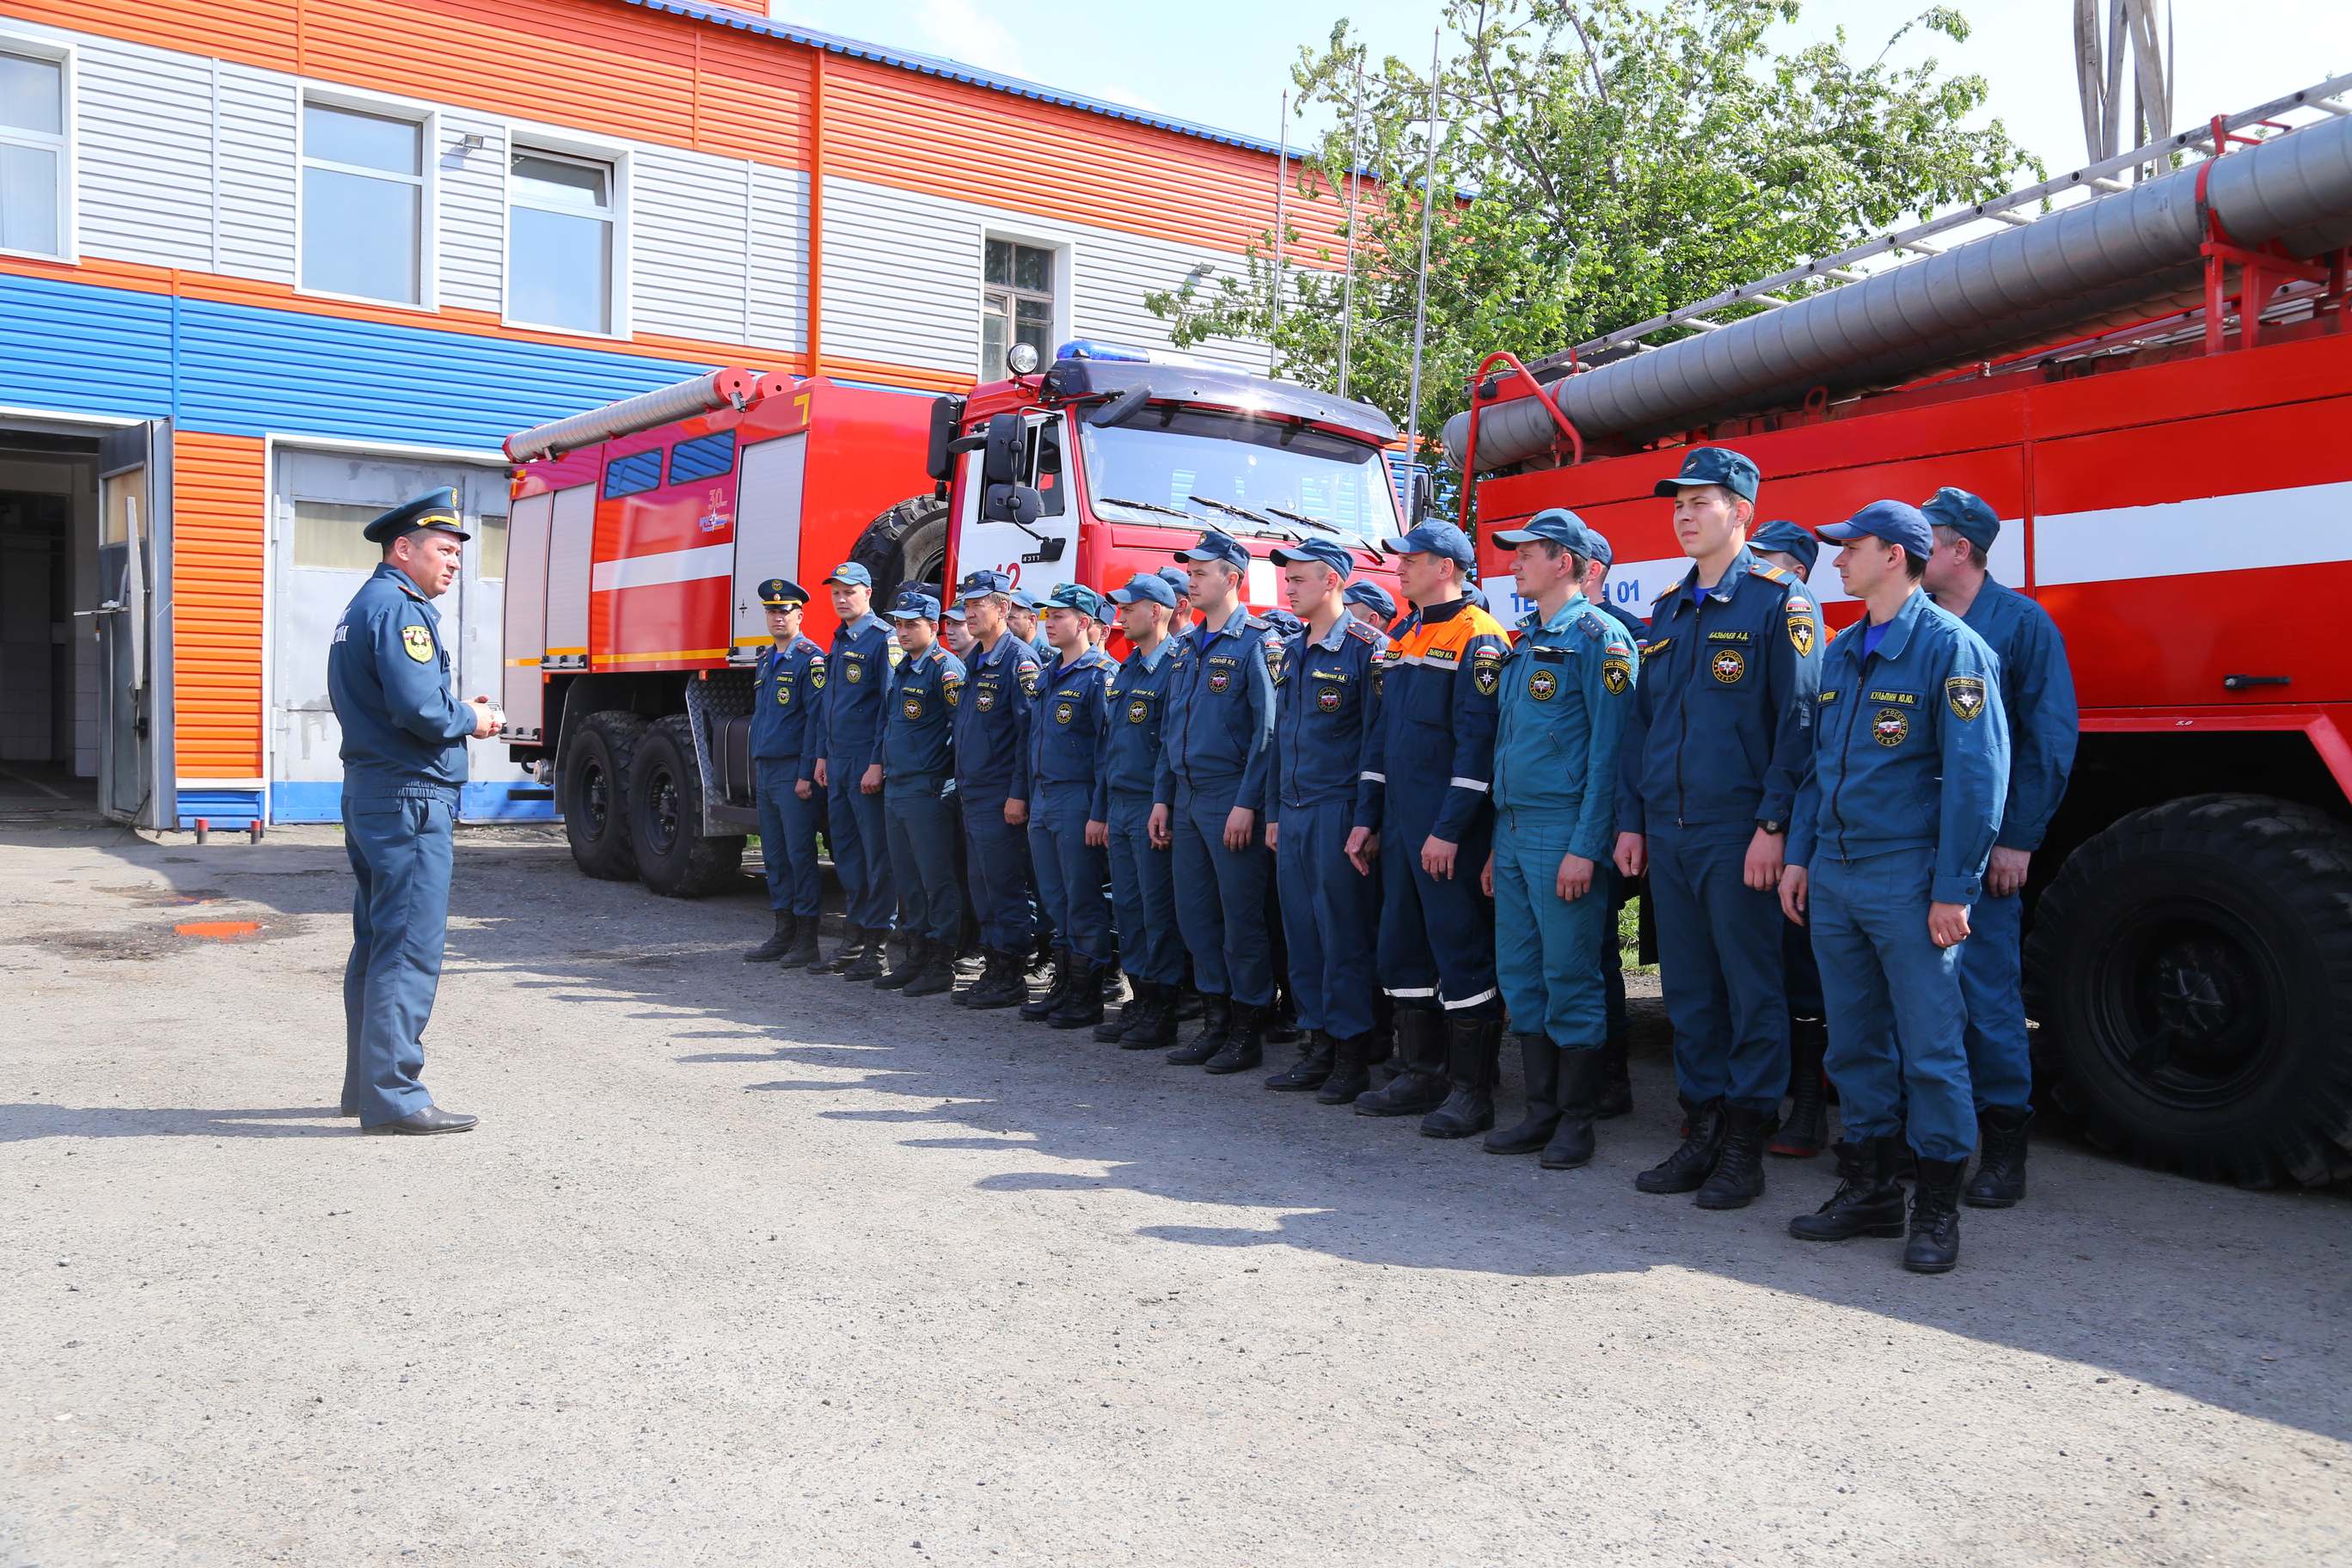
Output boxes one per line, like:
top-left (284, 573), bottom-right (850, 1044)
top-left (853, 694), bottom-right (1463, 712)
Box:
top-left (1079, 407), bottom-right (1400, 542)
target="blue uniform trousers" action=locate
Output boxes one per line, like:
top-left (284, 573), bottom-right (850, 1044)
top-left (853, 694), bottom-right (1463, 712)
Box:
top-left (1809, 847), bottom-right (1977, 1162)
top-left (340, 789), bottom-right (454, 1128)
top-left (1492, 809), bottom-right (1611, 1050)
top-left (1957, 887), bottom-right (2032, 1111)
top-left (826, 758), bottom-right (895, 930)
top-left (1029, 781), bottom-right (1113, 964)
top-left (1173, 783), bottom-right (1275, 1006)
top-left (1601, 866), bottom-right (1628, 1039)
top-left (1376, 808), bottom-right (1497, 1012)
top-left (964, 793), bottom-right (1036, 952)
top-left (1273, 799), bottom-right (1379, 1041)
top-left (885, 774), bottom-right (964, 946)
top-left (1647, 820), bottom-right (1789, 1114)
top-left (1784, 910), bottom-right (1825, 1019)
top-left (1106, 790), bottom-right (1183, 986)
top-left (754, 759), bottom-right (824, 918)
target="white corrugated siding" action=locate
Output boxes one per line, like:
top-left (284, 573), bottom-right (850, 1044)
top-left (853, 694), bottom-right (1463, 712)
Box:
top-left (750, 164), bottom-right (808, 355)
top-left (438, 114), bottom-right (505, 315)
top-left (630, 144), bottom-right (759, 342)
top-left (216, 64), bottom-right (297, 284)
top-left (75, 40), bottom-right (216, 269)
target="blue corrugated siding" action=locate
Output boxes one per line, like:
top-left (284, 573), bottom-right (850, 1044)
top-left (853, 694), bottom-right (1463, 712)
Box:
top-left (0, 275), bottom-right (179, 418)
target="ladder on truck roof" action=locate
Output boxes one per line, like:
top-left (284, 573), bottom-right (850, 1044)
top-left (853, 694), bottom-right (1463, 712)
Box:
top-left (1534, 70), bottom-right (2352, 377)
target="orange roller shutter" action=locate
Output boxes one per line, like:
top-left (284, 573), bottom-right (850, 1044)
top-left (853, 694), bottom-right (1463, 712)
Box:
top-left (173, 432), bottom-right (269, 780)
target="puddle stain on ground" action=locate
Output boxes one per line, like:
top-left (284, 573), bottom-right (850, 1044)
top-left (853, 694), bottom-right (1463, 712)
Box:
top-left (95, 885), bottom-right (226, 907)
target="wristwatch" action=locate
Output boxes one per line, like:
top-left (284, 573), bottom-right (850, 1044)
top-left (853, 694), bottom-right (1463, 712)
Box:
top-left (1756, 819), bottom-right (1785, 836)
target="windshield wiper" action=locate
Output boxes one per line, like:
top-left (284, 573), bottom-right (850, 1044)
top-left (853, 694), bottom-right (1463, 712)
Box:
top-left (1189, 494), bottom-right (1301, 540)
top-left (1264, 505), bottom-right (1344, 536)
top-left (1099, 495), bottom-right (1205, 524)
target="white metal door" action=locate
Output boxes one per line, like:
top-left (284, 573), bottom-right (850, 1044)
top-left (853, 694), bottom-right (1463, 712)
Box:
top-left (93, 421), bottom-right (170, 829)
top-left (543, 484), bottom-right (595, 669)
top-left (501, 490), bottom-right (554, 738)
top-left (730, 432), bottom-right (806, 658)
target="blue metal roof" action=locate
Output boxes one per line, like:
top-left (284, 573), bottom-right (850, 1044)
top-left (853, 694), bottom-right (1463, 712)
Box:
top-left (617, 0), bottom-right (1290, 158)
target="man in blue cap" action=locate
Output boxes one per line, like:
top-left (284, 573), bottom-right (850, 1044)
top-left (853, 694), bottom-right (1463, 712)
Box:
top-left (1479, 511), bottom-right (1638, 1165)
top-left (1009, 589), bottom-right (1054, 665)
top-left (810, 561), bottom-right (898, 979)
top-left (1157, 566), bottom-right (1198, 632)
top-left (1353, 518), bottom-right (1513, 1134)
top-left (1782, 499), bottom-right (2009, 1273)
top-left (1613, 445), bottom-right (1825, 1208)
top-left (328, 488), bottom-right (497, 1135)
top-left (1749, 518), bottom-right (1821, 584)
top-left (1344, 578), bottom-right (1398, 631)
top-left (1154, 529), bottom-right (1280, 1071)
top-left (1089, 572), bottom-right (1190, 1048)
top-left (1921, 485), bottom-right (2079, 1206)
top-left (869, 589), bottom-right (965, 997)
top-left (951, 570), bottom-right (1044, 1009)
top-left (744, 578), bottom-right (828, 970)
top-left (1260, 536), bottom-right (1389, 1099)
top-left (1562, 517), bottom-right (1645, 1118)
top-left (1020, 582), bottom-right (1120, 1028)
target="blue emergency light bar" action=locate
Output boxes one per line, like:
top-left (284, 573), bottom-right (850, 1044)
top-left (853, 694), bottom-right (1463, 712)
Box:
top-left (1056, 339), bottom-right (1151, 363)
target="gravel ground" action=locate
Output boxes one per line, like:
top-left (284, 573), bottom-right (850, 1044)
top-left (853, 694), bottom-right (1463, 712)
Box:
top-left (2, 820), bottom-right (2347, 1567)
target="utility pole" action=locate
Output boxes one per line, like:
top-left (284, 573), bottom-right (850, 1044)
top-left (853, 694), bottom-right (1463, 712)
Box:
top-left (1271, 89), bottom-right (1287, 375)
top-left (1338, 55), bottom-right (1363, 401)
top-left (1404, 28), bottom-right (1442, 459)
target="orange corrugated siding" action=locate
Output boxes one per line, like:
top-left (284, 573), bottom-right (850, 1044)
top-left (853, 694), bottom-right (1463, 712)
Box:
top-left (172, 432), bottom-right (269, 779)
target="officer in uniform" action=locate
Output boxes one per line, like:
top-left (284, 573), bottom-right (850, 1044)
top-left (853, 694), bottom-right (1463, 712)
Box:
top-left (868, 589), bottom-right (966, 997)
top-left (1344, 579), bottom-right (1398, 631)
top-left (952, 572), bottom-right (1044, 1009)
top-left (1009, 589), bottom-right (1054, 665)
top-left (1782, 500), bottom-right (2009, 1273)
top-left (1749, 519), bottom-right (1820, 585)
top-left (327, 488), bottom-right (496, 1135)
top-left (811, 562), bottom-right (899, 979)
top-left (1921, 486), bottom-right (2079, 1206)
top-left (941, 602), bottom-right (977, 662)
top-left (1022, 583), bottom-right (1119, 1028)
top-left (1261, 538), bottom-right (1388, 1100)
top-left (1480, 512), bottom-right (1638, 1167)
top-left (1153, 530), bottom-right (1279, 1072)
top-left (1352, 519), bottom-right (1512, 1136)
top-left (1090, 573), bottom-right (1188, 1050)
top-left (1568, 524), bottom-right (1645, 1119)
top-left (1613, 447), bottom-right (1825, 1209)
top-left (743, 578), bottom-right (827, 971)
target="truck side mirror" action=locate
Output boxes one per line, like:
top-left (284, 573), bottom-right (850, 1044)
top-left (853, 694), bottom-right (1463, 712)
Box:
top-left (1411, 469), bottom-right (1435, 524)
top-left (982, 412), bottom-right (1026, 486)
top-left (925, 394), bottom-right (967, 482)
top-left (984, 482), bottom-right (1043, 526)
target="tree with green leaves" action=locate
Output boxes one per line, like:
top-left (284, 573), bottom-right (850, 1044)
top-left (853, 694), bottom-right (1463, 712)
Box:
top-left (1147, 0), bottom-right (2035, 462)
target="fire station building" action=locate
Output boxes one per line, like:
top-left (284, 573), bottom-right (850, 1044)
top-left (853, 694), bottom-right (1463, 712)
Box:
top-left (0, 0), bottom-right (1309, 827)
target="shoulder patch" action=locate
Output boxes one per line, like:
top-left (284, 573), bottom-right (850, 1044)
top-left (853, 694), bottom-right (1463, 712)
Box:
top-left (1945, 674), bottom-right (1988, 722)
top-left (1749, 560), bottom-right (1789, 582)
top-left (400, 623), bottom-right (434, 662)
top-left (1471, 646), bottom-right (1503, 697)
top-left (1019, 663), bottom-right (1040, 696)
top-left (1576, 614), bottom-right (1603, 641)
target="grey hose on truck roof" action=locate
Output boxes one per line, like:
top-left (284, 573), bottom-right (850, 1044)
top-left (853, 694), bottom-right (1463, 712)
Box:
top-left (1440, 111), bottom-right (2352, 470)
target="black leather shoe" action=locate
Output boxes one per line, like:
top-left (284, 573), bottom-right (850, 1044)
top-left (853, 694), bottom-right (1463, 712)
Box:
top-left (1173, 987), bottom-right (1205, 1022)
top-left (362, 1105), bottom-right (478, 1136)
top-left (903, 950), bottom-right (956, 997)
top-left (1355, 1008), bottom-right (1449, 1118)
top-left (1265, 1029), bottom-right (1335, 1091)
top-left (1315, 1032), bottom-right (1375, 1105)
top-left (1203, 1003), bottom-right (1266, 1074)
top-left (1485, 1033), bottom-right (1561, 1155)
top-left (744, 912), bottom-right (795, 962)
top-left (960, 950), bottom-right (1027, 1012)
top-left (1093, 989), bottom-right (1141, 1043)
top-left (1904, 1156), bottom-right (1968, 1273)
top-left (1635, 1099), bottom-right (1725, 1193)
top-left (815, 930), bottom-right (863, 975)
top-left (1540, 1049), bottom-right (1603, 1169)
top-left (1595, 1034), bottom-right (1633, 1119)
top-left (1694, 1105), bottom-right (1773, 1209)
top-left (1964, 1105), bottom-right (2032, 1208)
top-left (1770, 1017), bottom-right (1829, 1157)
top-left (1420, 1014), bottom-right (1501, 1139)
top-left (1166, 995), bottom-right (1229, 1066)
top-left (841, 930), bottom-right (890, 983)
top-left (1118, 983), bottom-right (1179, 1051)
top-left (1788, 1137), bottom-right (1908, 1241)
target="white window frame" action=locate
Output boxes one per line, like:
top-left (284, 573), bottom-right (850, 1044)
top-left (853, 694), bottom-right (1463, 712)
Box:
top-left (978, 228), bottom-right (1072, 379)
top-left (0, 33), bottom-right (77, 265)
top-left (499, 121), bottom-right (632, 340)
top-left (294, 84), bottom-right (438, 311)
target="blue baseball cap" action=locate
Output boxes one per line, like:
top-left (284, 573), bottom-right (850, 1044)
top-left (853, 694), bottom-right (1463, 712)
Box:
top-left (756, 577), bottom-right (809, 608)
top-left (1173, 530), bottom-right (1249, 570)
top-left (1380, 519), bottom-right (1476, 568)
top-left (956, 567), bottom-right (1014, 601)
top-left (1818, 500), bottom-right (1935, 559)
top-left (1008, 587), bottom-right (1044, 612)
top-left (1263, 608), bottom-right (1304, 637)
top-left (364, 487), bottom-right (469, 544)
top-left (1920, 487), bottom-right (2001, 551)
top-left (1491, 507), bottom-right (1586, 550)
top-left (887, 588), bottom-right (940, 621)
top-left (1043, 582), bottom-right (1107, 620)
top-left (1652, 446), bottom-right (1761, 502)
top-left (1268, 537), bottom-right (1355, 578)
top-left (942, 603), bottom-right (968, 622)
top-left (1577, 524), bottom-right (1614, 567)
top-left (1155, 566), bottom-right (1192, 597)
top-left (822, 560), bottom-right (872, 588)
top-left (1749, 519), bottom-right (1819, 574)
top-left (1342, 579), bottom-right (1397, 621)
top-left (1109, 572), bottom-right (1178, 609)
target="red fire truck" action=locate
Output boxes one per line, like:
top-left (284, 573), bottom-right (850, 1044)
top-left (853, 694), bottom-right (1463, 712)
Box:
top-left (1449, 80), bottom-right (2352, 1188)
top-left (499, 344), bottom-right (1410, 897)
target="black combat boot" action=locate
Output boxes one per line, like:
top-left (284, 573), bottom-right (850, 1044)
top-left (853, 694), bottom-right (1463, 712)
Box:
top-left (1420, 1014), bottom-right (1501, 1139)
top-left (1694, 1105), bottom-right (1773, 1210)
top-left (1595, 1033), bottom-right (1633, 1119)
top-left (817, 928), bottom-right (866, 975)
top-left (1787, 1136), bottom-right (1908, 1241)
top-left (744, 912), bottom-right (795, 962)
top-left (1769, 1017), bottom-right (1828, 1158)
top-left (961, 949), bottom-right (1027, 1012)
top-left (1904, 1157), bottom-right (1968, 1273)
top-left (1120, 983), bottom-right (1180, 1051)
top-left (1167, 994), bottom-right (1230, 1066)
top-left (1050, 957), bottom-right (1106, 1029)
top-left (840, 929), bottom-right (889, 983)
top-left (1355, 1007), bottom-right (1449, 1118)
top-left (1635, 1098), bottom-right (1725, 1194)
top-left (1093, 983), bottom-right (1140, 1043)
top-left (1020, 952), bottom-right (1072, 1021)
top-left (777, 916), bottom-right (821, 971)
top-left (1485, 1033), bottom-right (1562, 1155)
top-left (1264, 1029), bottom-right (1334, 1092)
top-left (1541, 1049), bottom-right (1603, 1169)
top-left (875, 934), bottom-right (926, 990)
top-left (1315, 1032), bottom-right (1375, 1106)
top-left (1264, 988), bottom-right (1301, 1046)
top-left (1174, 986), bottom-right (1204, 1022)
top-left (903, 940), bottom-right (956, 998)
top-left (1204, 1002), bottom-right (1267, 1075)
top-left (1964, 1105), bottom-right (2033, 1208)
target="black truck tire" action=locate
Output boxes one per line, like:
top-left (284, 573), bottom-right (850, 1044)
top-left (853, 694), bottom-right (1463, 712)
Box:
top-left (2024, 793), bottom-right (2352, 1188)
top-left (628, 714), bottom-right (746, 900)
top-left (852, 495), bottom-right (948, 606)
top-left (560, 710), bottom-right (648, 882)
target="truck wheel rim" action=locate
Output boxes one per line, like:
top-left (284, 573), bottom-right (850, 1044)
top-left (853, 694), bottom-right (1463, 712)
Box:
top-left (2093, 898), bottom-right (2277, 1109)
top-left (581, 763), bottom-right (610, 836)
top-left (646, 765), bottom-right (679, 854)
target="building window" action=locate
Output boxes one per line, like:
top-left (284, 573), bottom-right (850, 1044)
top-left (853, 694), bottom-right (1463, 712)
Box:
top-left (0, 49), bottom-right (68, 259)
top-left (302, 101), bottom-right (424, 304)
top-left (982, 238), bottom-right (1054, 380)
top-left (291, 499), bottom-right (393, 572)
top-left (509, 147), bottom-right (614, 334)
top-left (475, 512), bottom-right (507, 579)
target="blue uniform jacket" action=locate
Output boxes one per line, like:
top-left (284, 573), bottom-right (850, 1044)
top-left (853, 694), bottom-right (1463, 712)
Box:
top-left (874, 644), bottom-right (965, 780)
top-left (749, 634), bottom-right (827, 774)
top-left (1953, 578), bottom-right (2078, 853)
top-left (328, 563), bottom-right (472, 797)
top-left (813, 613), bottom-right (897, 764)
top-left (1492, 594), bottom-right (1639, 863)
top-left (1270, 613), bottom-right (1387, 826)
top-left (1092, 635), bottom-right (1185, 820)
top-left (1789, 589), bottom-right (2011, 904)
top-left (1030, 647), bottom-right (1117, 792)
top-left (1618, 548), bottom-right (1823, 836)
top-left (1360, 595), bottom-right (1511, 843)
top-left (955, 632), bottom-right (1042, 804)
top-left (1155, 604), bottom-right (1277, 814)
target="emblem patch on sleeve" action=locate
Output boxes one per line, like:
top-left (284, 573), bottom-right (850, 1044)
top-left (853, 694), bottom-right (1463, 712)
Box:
top-left (1602, 655), bottom-right (1632, 695)
top-left (1472, 649), bottom-right (1501, 697)
top-left (400, 624), bottom-right (434, 662)
top-left (1266, 648), bottom-right (1286, 687)
top-left (1787, 616), bottom-right (1815, 658)
top-left (811, 666), bottom-right (826, 689)
top-left (942, 675), bottom-right (962, 709)
top-left (1945, 675), bottom-right (1987, 721)
top-left (1873, 707), bottom-right (1911, 747)
top-left (1019, 665), bottom-right (1040, 696)
top-left (1710, 646), bottom-right (1747, 684)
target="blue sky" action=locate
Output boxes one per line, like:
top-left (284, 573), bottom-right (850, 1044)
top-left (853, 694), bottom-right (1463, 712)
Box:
top-left (773, 0), bottom-right (2349, 181)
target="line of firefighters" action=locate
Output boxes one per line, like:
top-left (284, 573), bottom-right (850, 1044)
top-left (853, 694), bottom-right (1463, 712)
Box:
top-left (737, 444), bottom-right (2077, 1277)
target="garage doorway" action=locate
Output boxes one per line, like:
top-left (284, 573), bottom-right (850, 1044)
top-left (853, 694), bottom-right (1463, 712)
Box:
top-left (0, 428), bottom-right (101, 821)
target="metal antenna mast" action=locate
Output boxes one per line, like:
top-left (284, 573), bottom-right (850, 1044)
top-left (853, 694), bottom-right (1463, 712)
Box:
top-left (1404, 28), bottom-right (1442, 456)
top-left (1338, 55), bottom-right (1364, 401)
top-left (1271, 89), bottom-right (1288, 374)
top-left (2077, 0), bottom-right (2173, 177)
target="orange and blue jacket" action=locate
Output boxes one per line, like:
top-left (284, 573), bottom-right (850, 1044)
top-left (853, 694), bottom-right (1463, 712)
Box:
top-left (1361, 596), bottom-right (1513, 842)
